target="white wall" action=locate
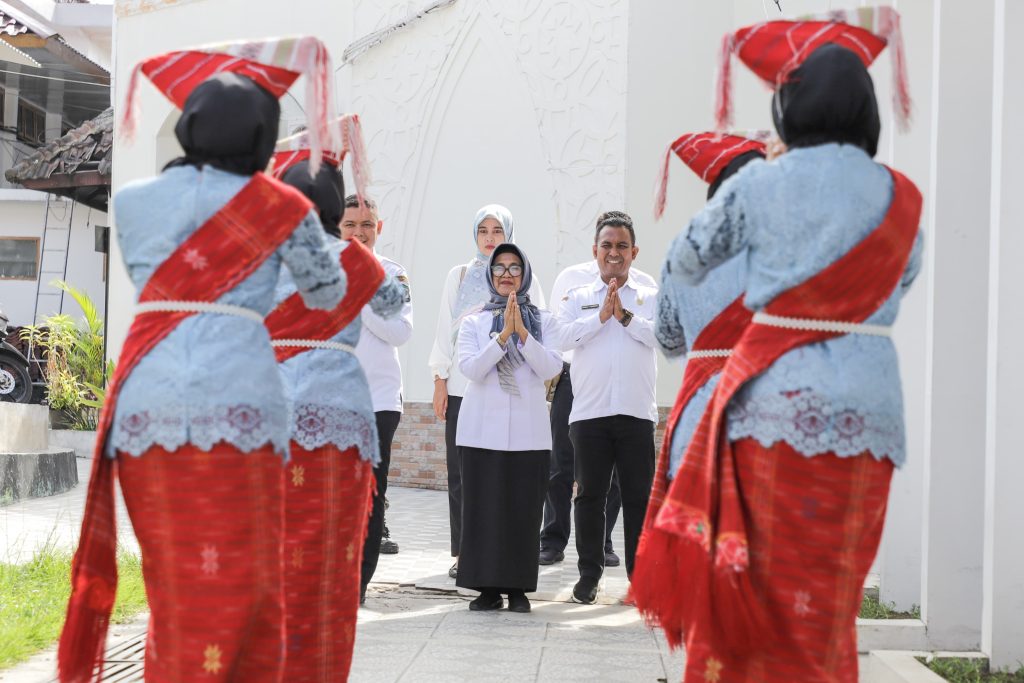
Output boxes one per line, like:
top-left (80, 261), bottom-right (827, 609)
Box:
top-left (108, 0), bottom-right (356, 358)
top-left (350, 0), bottom-right (629, 403)
top-left (0, 195), bottom-right (107, 328)
top-left (982, 0), bottom-right (1024, 669)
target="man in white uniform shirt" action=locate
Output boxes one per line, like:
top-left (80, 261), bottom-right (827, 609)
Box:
top-left (539, 221), bottom-right (656, 569)
top-left (344, 195), bottom-right (415, 604)
top-left (551, 211), bottom-right (658, 605)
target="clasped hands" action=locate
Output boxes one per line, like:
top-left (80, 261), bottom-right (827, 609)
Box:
top-left (497, 295), bottom-right (529, 346)
top-left (599, 278), bottom-right (626, 324)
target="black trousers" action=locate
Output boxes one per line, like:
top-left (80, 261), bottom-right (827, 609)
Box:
top-left (360, 410), bottom-right (402, 595)
top-left (456, 447), bottom-right (548, 593)
top-left (539, 364), bottom-right (621, 554)
top-left (445, 395), bottom-right (463, 557)
top-left (571, 415), bottom-right (655, 580)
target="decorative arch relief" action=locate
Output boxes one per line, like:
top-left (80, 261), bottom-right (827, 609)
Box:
top-left (350, 0), bottom-right (628, 271)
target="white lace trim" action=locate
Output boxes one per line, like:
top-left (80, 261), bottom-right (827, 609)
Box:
top-left (272, 339), bottom-right (356, 353)
top-left (110, 404), bottom-right (289, 458)
top-left (687, 349), bottom-right (732, 360)
top-left (291, 403), bottom-right (380, 465)
top-left (135, 301), bottom-right (264, 324)
top-left (752, 312), bottom-right (892, 337)
top-left (726, 390), bottom-right (904, 463)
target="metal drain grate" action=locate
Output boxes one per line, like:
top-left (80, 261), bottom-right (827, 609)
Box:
top-left (99, 630), bottom-right (146, 682)
top-left (46, 630), bottom-right (147, 682)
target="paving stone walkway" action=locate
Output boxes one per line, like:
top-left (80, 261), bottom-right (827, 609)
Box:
top-left (1, 462), bottom-right (685, 682)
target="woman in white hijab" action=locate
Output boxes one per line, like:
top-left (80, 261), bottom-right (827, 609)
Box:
top-left (429, 204), bottom-right (546, 579)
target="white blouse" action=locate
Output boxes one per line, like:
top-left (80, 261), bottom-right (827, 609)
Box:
top-left (429, 258), bottom-right (546, 397)
top-left (454, 309), bottom-right (563, 452)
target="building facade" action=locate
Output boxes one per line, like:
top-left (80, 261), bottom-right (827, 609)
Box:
top-left (110, 0), bottom-right (1024, 670)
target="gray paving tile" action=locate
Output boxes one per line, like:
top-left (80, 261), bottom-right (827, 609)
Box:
top-left (350, 640), bottom-right (425, 682)
top-left (433, 608), bottom-right (548, 644)
top-left (544, 622), bottom-right (660, 650)
top-left (399, 642), bottom-right (543, 682)
top-left (538, 645), bottom-right (667, 681)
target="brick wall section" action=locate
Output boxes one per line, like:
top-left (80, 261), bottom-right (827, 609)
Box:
top-left (389, 402), bottom-right (673, 491)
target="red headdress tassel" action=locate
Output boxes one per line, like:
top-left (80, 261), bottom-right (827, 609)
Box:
top-left (628, 529), bottom-right (690, 649)
top-left (342, 114), bottom-right (372, 205)
top-left (294, 38), bottom-right (338, 174)
top-left (118, 63), bottom-right (143, 143)
top-left (878, 7), bottom-right (912, 131)
top-left (57, 454), bottom-right (118, 682)
top-left (653, 142), bottom-right (673, 221)
top-left (714, 33), bottom-right (736, 132)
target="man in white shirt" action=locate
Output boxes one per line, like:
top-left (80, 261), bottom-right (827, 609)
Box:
top-left (550, 211), bottom-right (658, 605)
top-left (540, 241), bottom-right (656, 569)
top-left (345, 195), bottom-right (415, 604)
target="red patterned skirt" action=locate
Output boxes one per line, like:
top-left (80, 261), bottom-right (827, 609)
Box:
top-left (682, 439), bottom-right (893, 683)
top-left (117, 443), bottom-right (285, 682)
top-left (283, 444), bottom-right (374, 682)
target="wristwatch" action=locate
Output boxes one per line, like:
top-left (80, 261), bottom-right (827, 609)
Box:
top-left (619, 308), bottom-right (633, 327)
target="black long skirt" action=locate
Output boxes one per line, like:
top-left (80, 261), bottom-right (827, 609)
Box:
top-left (456, 446), bottom-right (549, 593)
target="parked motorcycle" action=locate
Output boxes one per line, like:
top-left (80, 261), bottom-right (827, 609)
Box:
top-left (0, 308), bottom-right (33, 403)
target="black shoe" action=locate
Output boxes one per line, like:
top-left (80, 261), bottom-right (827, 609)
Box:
top-left (469, 591), bottom-right (503, 611)
top-left (538, 548), bottom-right (564, 565)
top-left (572, 577), bottom-right (599, 605)
top-left (507, 591), bottom-right (531, 613)
top-left (448, 562), bottom-right (458, 579)
top-left (604, 550), bottom-right (620, 567)
top-left (380, 525), bottom-right (399, 554)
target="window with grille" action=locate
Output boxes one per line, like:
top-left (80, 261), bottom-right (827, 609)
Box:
top-left (17, 100), bottom-right (46, 145)
top-left (0, 237), bottom-right (39, 280)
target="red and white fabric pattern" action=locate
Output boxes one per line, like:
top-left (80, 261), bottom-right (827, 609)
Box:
top-left (120, 36), bottom-right (339, 171)
top-left (271, 114), bottom-right (373, 201)
top-left (283, 445), bottom-right (374, 682)
top-left (654, 131), bottom-right (769, 220)
top-left (57, 174), bottom-right (313, 683)
top-left (715, 5), bottom-right (910, 131)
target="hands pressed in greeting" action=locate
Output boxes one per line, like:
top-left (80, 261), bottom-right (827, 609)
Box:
top-left (599, 279), bottom-right (625, 324)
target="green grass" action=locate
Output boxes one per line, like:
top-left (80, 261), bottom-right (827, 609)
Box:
top-left (858, 592), bottom-right (921, 619)
top-left (0, 548), bottom-right (147, 669)
top-left (920, 657), bottom-right (1024, 682)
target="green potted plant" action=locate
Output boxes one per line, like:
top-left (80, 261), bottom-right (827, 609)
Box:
top-left (20, 281), bottom-right (112, 430)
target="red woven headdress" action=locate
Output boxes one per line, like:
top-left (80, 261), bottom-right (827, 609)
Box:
top-left (654, 131), bottom-right (768, 220)
top-left (271, 114), bottom-right (372, 202)
top-left (715, 6), bottom-right (911, 132)
top-left (120, 36), bottom-right (339, 172)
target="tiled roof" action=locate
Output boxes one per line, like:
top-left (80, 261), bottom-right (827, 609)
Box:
top-left (0, 10), bottom-right (30, 36)
top-left (5, 107), bottom-right (112, 183)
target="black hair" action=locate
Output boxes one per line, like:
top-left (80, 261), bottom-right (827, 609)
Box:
top-left (772, 43), bottom-right (881, 157)
top-left (166, 72), bottom-right (280, 176)
top-left (707, 150), bottom-right (765, 200)
top-left (281, 160), bottom-right (345, 238)
top-left (343, 194), bottom-right (377, 211)
top-left (594, 210), bottom-right (636, 245)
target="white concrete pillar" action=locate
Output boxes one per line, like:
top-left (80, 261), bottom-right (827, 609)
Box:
top-left (918, 0), bottom-right (993, 651)
top-left (44, 80), bottom-right (64, 143)
top-left (877, 0), bottom-right (936, 613)
top-left (3, 75), bottom-right (18, 130)
top-left (981, 0), bottom-right (1024, 670)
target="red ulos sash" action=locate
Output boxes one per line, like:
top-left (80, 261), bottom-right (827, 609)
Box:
top-left (58, 173), bottom-right (313, 683)
top-left (265, 238), bottom-right (384, 363)
top-left (654, 168), bottom-right (922, 653)
top-left (630, 296), bottom-right (751, 631)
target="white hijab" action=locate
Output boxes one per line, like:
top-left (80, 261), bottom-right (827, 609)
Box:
top-left (452, 204), bottom-right (515, 321)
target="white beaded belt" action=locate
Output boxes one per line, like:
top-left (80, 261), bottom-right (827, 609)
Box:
top-left (752, 312), bottom-right (892, 337)
top-left (271, 339), bottom-right (356, 354)
top-left (135, 301), bottom-right (265, 324)
top-left (686, 349), bottom-right (733, 360)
